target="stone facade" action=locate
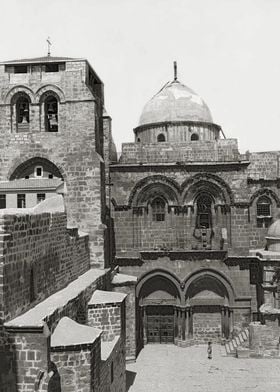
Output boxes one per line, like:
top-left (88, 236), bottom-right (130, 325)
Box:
top-left (109, 75), bottom-right (280, 357)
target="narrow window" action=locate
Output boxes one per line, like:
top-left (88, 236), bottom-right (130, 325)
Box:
top-left (45, 96), bottom-right (58, 132)
top-left (191, 133), bottom-right (199, 141)
top-left (37, 193), bottom-right (46, 203)
top-left (17, 194), bottom-right (26, 208)
top-left (157, 134), bottom-right (166, 142)
top-left (137, 137), bottom-right (141, 142)
top-left (30, 266), bottom-right (35, 302)
top-left (196, 194), bottom-right (212, 229)
top-left (110, 362), bottom-right (114, 383)
top-left (48, 174), bottom-right (53, 179)
top-left (16, 96), bottom-right (30, 132)
top-left (0, 195), bottom-right (6, 209)
top-left (151, 198), bottom-right (166, 222)
top-left (34, 166), bottom-right (43, 178)
top-left (257, 196), bottom-right (272, 228)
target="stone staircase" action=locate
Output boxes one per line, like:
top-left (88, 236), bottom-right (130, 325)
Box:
top-left (224, 328), bottom-right (250, 356)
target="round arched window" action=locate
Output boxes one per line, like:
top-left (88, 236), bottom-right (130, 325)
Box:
top-left (157, 134), bottom-right (166, 142)
top-left (45, 96), bottom-right (58, 132)
top-left (191, 133), bottom-right (199, 141)
top-left (151, 197), bottom-right (166, 221)
top-left (196, 194), bottom-right (212, 228)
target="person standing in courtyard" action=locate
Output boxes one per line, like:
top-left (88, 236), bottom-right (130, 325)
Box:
top-left (207, 341), bottom-right (212, 359)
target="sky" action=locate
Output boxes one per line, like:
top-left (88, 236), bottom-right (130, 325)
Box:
top-left (1, 0), bottom-right (280, 153)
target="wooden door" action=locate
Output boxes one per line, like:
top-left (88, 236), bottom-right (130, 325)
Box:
top-left (146, 306), bottom-right (174, 344)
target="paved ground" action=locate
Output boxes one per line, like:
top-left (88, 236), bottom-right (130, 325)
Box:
top-left (126, 344), bottom-right (280, 392)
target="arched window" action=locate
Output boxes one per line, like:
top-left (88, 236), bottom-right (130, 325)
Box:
top-left (157, 133), bottom-right (166, 142)
top-left (45, 95), bottom-right (58, 132)
top-left (16, 96), bottom-right (30, 132)
top-left (151, 197), bottom-right (166, 222)
top-left (257, 196), bottom-right (272, 228)
top-left (191, 133), bottom-right (199, 141)
top-left (196, 194), bottom-right (212, 229)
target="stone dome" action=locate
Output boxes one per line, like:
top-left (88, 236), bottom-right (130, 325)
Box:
top-left (266, 219), bottom-right (280, 252)
top-left (139, 80), bottom-right (213, 126)
top-left (267, 219), bottom-right (280, 239)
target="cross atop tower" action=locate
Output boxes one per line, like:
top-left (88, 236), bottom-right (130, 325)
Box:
top-left (173, 61), bottom-right (177, 81)
top-left (47, 37), bottom-right (52, 57)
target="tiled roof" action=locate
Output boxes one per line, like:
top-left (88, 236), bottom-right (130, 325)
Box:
top-left (1, 56), bottom-right (84, 65)
top-left (0, 178), bottom-right (63, 191)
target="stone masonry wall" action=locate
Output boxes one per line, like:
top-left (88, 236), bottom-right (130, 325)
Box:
top-left (249, 318), bottom-right (280, 357)
top-left (111, 284), bottom-right (136, 360)
top-left (0, 211), bottom-right (90, 322)
top-left (4, 270), bottom-right (108, 392)
top-left (50, 338), bottom-right (101, 392)
top-left (100, 337), bottom-right (126, 392)
top-left (88, 302), bottom-right (125, 342)
top-left (193, 310), bottom-right (221, 343)
top-left (120, 139), bottom-right (240, 164)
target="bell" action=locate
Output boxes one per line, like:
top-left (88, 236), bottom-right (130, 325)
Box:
top-left (48, 103), bottom-right (55, 113)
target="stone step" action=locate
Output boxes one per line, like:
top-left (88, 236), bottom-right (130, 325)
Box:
top-left (238, 334), bottom-right (245, 343)
top-left (225, 343), bottom-right (231, 354)
top-left (232, 339), bottom-right (238, 348)
top-left (229, 341), bottom-right (234, 352)
top-left (241, 331), bottom-right (248, 340)
top-left (235, 336), bottom-right (242, 345)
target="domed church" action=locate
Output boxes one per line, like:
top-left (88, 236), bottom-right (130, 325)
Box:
top-left (110, 63), bottom-right (280, 357)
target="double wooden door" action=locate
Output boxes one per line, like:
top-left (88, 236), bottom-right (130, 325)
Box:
top-left (146, 306), bottom-right (174, 344)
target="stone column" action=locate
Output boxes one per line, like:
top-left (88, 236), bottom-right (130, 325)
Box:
top-left (143, 307), bottom-right (147, 345)
top-left (182, 309), bottom-right (186, 341)
top-left (188, 307), bottom-right (193, 338)
top-left (221, 306), bottom-right (225, 338)
top-left (229, 309), bottom-right (234, 337)
top-left (174, 308), bottom-right (179, 341)
top-left (185, 307), bottom-right (189, 339)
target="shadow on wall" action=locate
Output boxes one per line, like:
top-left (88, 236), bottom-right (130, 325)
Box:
top-left (0, 352), bottom-right (16, 392)
top-left (48, 362), bottom-right (61, 392)
top-left (126, 370), bottom-right (137, 391)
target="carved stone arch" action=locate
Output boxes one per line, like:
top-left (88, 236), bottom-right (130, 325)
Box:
top-left (183, 268), bottom-right (235, 306)
top-left (8, 155), bottom-right (65, 181)
top-left (128, 175), bottom-right (181, 207)
top-left (249, 188), bottom-right (280, 207)
top-left (136, 268), bottom-right (182, 303)
top-left (182, 173), bottom-right (234, 205)
top-left (5, 85), bottom-right (35, 104)
top-left (35, 84), bottom-right (65, 104)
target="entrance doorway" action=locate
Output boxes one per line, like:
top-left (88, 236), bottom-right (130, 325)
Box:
top-left (146, 306), bottom-right (174, 344)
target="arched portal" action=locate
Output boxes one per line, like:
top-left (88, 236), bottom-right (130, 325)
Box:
top-left (137, 271), bottom-right (180, 345)
top-left (9, 157), bottom-right (63, 180)
top-left (184, 270), bottom-right (234, 342)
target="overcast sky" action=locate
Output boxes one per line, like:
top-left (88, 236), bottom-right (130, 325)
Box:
top-left (1, 0), bottom-right (280, 153)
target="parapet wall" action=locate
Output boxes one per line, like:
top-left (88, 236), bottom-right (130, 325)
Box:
top-left (0, 209), bottom-right (90, 323)
top-left (119, 139), bottom-right (240, 164)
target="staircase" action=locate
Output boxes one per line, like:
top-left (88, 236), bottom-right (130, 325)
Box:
top-left (224, 328), bottom-right (249, 356)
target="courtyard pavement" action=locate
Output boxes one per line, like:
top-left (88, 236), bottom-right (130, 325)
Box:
top-left (126, 344), bottom-right (280, 392)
